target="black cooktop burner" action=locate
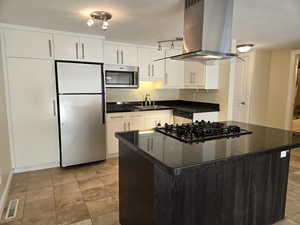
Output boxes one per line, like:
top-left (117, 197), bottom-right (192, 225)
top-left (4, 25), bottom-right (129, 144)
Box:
top-left (155, 121), bottom-right (252, 143)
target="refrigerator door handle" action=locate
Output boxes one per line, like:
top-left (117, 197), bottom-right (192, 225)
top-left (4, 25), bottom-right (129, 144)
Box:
top-left (52, 99), bottom-right (56, 117)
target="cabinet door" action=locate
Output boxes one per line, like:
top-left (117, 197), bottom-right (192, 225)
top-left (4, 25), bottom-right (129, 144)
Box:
top-left (106, 116), bottom-right (126, 155)
top-left (204, 64), bottom-right (219, 89)
top-left (7, 58), bottom-right (59, 168)
top-left (128, 115), bottom-right (145, 131)
top-left (151, 49), bottom-right (165, 81)
top-left (54, 34), bottom-right (80, 61)
top-left (184, 62), bottom-right (204, 88)
top-left (138, 48), bottom-right (152, 81)
top-left (193, 112), bottom-right (219, 122)
top-left (5, 29), bottom-right (53, 59)
top-left (165, 49), bottom-right (184, 87)
top-left (121, 45), bottom-right (138, 66)
top-left (80, 37), bottom-right (104, 62)
top-left (104, 42), bottom-right (119, 65)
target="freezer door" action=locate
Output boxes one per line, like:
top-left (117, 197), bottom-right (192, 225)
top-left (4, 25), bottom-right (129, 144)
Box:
top-left (59, 94), bottom-right (106, 167)
top-left (57, 62), bottom-right (103, 94)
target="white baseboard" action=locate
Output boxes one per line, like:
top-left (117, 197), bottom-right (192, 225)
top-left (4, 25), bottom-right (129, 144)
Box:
top-left (14, 162), bottom-right (60, 173)
top-left (107, 153), bottom-right (119, 159)
top-left (0, 171), bottom-right (13, 218)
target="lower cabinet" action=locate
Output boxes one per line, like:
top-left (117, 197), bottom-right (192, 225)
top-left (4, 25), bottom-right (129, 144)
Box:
top-left (106, 110), bottom-right (173, 156)
top-left (193, 112), bottom-right (219, 122)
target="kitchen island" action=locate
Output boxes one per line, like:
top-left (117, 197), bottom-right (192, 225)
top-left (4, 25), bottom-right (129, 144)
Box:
top-left (116, 121), bottom-right (300, 225)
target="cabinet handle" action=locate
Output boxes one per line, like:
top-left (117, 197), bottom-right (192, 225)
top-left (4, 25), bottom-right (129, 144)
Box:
top-left (117, 50), bottom-right (119, 64)
top-left (82, 43), bottom-right (85, 59)
top-left (52, 100), bottom-right (56, 117)
top-left (151, 138), bottom-right (153, 151)
top-left (165, 73), bottom-right (168, 85)
top-left (121, 51), bottom-right (124, 64)
top-left (147, 139), bottom-right (150, 151)
top-left (48, 40), bottom-right (52, 57)
top-left (75, 43), bottom-right (79, 59)
top-left (128, 122), bottom-right (130, 130)
top-left (123, 122), bottom-right (126, 131)
top-left (152, 64), bottom-right (154, 77)
top-left (148, 64), bottom-right (150, 77)
top-left (110, 116), bottom-right (123, 119)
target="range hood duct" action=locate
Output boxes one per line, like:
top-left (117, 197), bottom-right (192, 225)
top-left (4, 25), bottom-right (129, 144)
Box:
top-left (157, 0), bottom-right (239, 64)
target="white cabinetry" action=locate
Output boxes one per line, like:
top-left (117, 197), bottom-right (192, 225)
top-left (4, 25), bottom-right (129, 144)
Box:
top-left (184, 62), bottom-right (219, 89)
top-left (79, 37), bottom-right (104, 62)
top-left (138, 47), bottom-right (164, 81)
top-left (54, 34), bottom-right (103, 62)
top-left (104, 42), bottom-right (138, 66)
top-left (106, 110), bottom-right (173, 156)
top-left (6, 58), bottom-right (59, 169)
top-left (5, 29), bottom-right (53, 59)
top-left (164, 49), bottom-right (184, 88)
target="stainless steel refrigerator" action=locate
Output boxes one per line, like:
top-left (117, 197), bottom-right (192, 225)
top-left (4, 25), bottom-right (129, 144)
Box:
top-left (55, 61), bottom-right (106, 167)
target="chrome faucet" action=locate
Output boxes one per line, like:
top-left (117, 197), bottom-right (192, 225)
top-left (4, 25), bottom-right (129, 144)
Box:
top-left (144, 93), bottom-right (152, 106)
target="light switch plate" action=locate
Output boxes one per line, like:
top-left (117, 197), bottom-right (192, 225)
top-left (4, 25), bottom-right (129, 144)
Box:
top-left (281, 151), bottom-right (288, 158)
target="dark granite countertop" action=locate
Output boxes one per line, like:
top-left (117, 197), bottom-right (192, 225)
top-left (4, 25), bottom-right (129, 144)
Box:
top-left (116, 121), bottom-right (300, 175)
top-left (106, 100), bottom-right (220, 114)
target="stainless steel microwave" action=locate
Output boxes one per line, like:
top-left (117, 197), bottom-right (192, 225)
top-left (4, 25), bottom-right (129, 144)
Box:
top-left (104, 64), bottom-right (139, 88)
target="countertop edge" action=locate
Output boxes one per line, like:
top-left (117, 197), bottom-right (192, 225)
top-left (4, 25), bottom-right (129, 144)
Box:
top-left (115, 131), bottom-right (300, 176)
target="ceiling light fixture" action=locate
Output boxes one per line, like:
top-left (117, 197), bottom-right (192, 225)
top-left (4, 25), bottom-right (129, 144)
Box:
top-left (86, 11), bottom-right (112, 31)
top-left (237, 44), bottom-right (254, 53)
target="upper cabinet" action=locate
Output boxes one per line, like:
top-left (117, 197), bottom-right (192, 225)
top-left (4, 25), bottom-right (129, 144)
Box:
top-left (104, 41), bottom-right (138, 66)
top-left (53, 34), bottom-right (79, 61)
top-left (5, 29), bottom-right (53, 59)
top-left (164, 49), bottom-right (184, 88)
top-left (80, 37), bottom-right (104, 63)
top-left (184, 62), bottom-right (219, 89)
top-left (53, 34), bottom-right (104, 62)
top-left (138, 47), bottom-right (164, 81)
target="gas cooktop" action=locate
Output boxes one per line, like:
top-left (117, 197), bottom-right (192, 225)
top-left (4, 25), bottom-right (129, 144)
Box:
top-left (155, 121), bottom-right (252, 143)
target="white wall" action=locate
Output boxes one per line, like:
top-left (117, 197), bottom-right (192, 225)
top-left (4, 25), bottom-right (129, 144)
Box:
top-left (248, 50), bottom-right (271, 125)
top-left (0, 31), bottom-right (12, 216)
top-left (106, 81), bottom-right (180, 102)
top-left (266, 50), bottom-right (292, 129)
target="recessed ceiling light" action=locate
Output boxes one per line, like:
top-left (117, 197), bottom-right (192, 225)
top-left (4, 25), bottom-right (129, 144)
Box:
top-left (237, 44), bottom-right (255, 53)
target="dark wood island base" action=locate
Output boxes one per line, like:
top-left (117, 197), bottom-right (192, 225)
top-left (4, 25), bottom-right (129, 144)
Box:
top-left (116, 122), bottom-right (300, 225)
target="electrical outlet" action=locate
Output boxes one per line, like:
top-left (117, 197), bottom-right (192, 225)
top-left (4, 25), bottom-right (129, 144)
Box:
top-left (281, 151), bottom-right (288, 158)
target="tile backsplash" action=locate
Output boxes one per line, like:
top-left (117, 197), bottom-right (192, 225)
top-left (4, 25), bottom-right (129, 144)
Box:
top-left (106, 81), bottom-right (180, 102)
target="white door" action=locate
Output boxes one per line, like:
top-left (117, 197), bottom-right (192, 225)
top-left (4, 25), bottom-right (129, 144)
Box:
top-left (121, 45), bottom-right (138, 66)
top-left (5, 29), bottom-right (53, 59)
top-left (104, 42), bottom-right (119, 65)
top-left (80, 37), bottom-right (104, 62)
top-left (151, 49), bottom-right (165, 81)
top-left (7, 58), bottom-right (59, 168)
top-left (165, 49), bottom-right (184, 87)
top-left (54, 34), bottom-right (80, 60)
top-left (232, 56), bottom-right (250, 122)
top-left (138, 47), bottom-right (152, 81)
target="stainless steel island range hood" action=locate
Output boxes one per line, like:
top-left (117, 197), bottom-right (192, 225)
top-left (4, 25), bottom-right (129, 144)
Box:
top-left (157, 0), bottom-right (238, 64)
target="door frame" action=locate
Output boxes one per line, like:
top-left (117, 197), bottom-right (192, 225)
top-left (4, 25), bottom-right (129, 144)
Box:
top-left (285, 50), bottom-right (300, 129)
top-left (227, 53), bottom-right (251, 122)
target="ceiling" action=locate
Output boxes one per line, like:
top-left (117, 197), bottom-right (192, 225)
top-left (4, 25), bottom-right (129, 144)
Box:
top-left (0, 0), bottom-right (300, 49)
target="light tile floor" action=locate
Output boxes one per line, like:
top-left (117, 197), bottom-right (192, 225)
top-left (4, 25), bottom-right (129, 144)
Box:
top-left (1, 152), bottom-right (300, 225)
